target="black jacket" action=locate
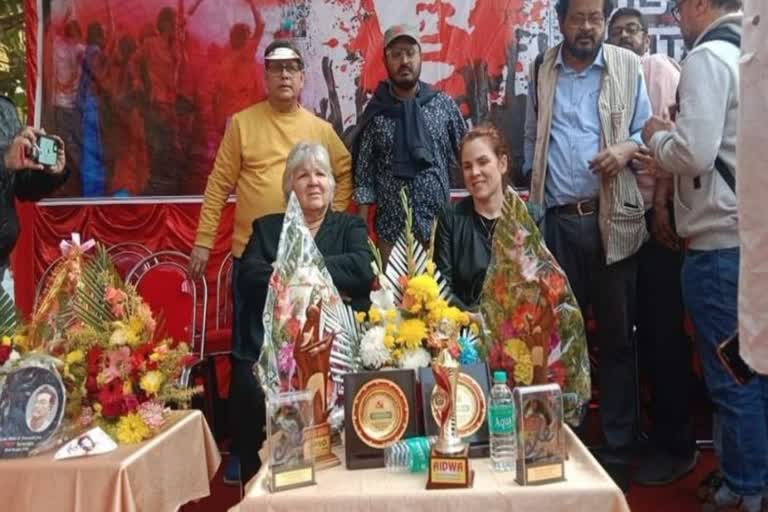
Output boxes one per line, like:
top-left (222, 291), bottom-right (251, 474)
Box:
top-left (0, 97), bottom-right (69, 266)
top-left (434, 197), bottom-right (492, 310)
top-left (237, 211), bottom-right (375, 361)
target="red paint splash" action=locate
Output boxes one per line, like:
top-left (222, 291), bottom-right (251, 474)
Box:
top-left (346, 0), bottom-right (528, 98)
top-left (324, 37), bottom-right (339, 48)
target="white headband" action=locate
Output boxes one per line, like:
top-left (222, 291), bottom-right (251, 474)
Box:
top-left (265, 47), bottom-right (302, 62)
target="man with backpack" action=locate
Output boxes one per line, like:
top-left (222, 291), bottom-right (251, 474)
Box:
top-left (643, 1), bottom-right (768, 510)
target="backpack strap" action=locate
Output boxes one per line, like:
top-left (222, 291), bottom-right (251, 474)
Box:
top-left (676, 25), bottom-right (740, 194)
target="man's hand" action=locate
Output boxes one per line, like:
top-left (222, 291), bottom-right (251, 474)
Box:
top-left (589, 141), bottom-right (637, 178)
top-left (651, 205), bottom-right (680, 251)
top-left (49, 135), bottom-right (67, 175)
top-left (642, 115), bottom-right (674, 146)
top-left (188, 245), bottom-right (211, 280)
top-left (4, 127), bottom-right (45, 172)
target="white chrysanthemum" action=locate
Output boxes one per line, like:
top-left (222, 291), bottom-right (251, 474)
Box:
top-left (371, 287), bottom-right (397, 311)
top-left (399, 347), bottom-right (432, 370)
top-left (360, 327), bottom-right (389, 369)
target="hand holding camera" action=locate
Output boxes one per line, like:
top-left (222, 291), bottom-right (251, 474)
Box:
top-left (4, 126), bottom-right (65, 174)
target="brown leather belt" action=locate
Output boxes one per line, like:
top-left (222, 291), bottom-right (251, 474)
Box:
top-left (551, 199), bottom-right (598, 216)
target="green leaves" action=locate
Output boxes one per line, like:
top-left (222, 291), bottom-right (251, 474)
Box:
top-left (0, 0), bottom-right (26, 115)
top-left (0, 284), bottom-right (18, 338)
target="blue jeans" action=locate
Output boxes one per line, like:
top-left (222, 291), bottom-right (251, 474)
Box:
top-left (682, 248), bottom-right (768, 497)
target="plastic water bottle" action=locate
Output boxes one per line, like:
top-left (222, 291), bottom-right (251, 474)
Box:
top-left (383, 436), bottom-right (435, 473)
top-left (488, 370), bottom-right (517, 472)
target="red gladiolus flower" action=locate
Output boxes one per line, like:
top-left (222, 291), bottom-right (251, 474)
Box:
top-left (123, 394), bottom-right (140, 413)
top-left (97, 379), bottom-right (125, 419)
top-left (0, 345), bottom-right (10, 365)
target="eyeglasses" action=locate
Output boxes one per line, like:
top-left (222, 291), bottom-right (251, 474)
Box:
top-left (671, 0), bottom-right (688, 23)
top-left (385, 46), bottom-right (419, 61)
top-left (566, 13), bottom-right (605, 28)
top-left (608, 22), bottom-right (645, 39)
top-left (265, 61), bottom-right (303, 76)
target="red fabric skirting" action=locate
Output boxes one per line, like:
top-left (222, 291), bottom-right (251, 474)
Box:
top-left (11, 202), bottom-right (235, 319)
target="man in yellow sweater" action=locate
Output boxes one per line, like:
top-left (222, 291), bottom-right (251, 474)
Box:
top-left (189, 39), bottom-right (351, 483)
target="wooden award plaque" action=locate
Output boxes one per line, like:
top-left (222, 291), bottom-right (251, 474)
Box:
top-left (426, 445), bottom-right (474, 489)
top-left (418, 363), bottom-right (491, 458)
top-left (343, 369), bottom-right (419, 469)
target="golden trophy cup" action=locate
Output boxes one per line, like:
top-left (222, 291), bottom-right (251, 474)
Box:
top-left (426, 349), bottom-right (474, 489)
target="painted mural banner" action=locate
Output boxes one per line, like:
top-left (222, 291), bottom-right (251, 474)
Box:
top-left (37, 0), bottom-right (681, 201)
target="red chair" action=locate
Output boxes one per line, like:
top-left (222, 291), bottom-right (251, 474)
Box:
top-left (107, 242), bottom-right (152, 280)
top-left (125, 251), bottom-right (215, 427)
top-left (205, 254), bottom-right (234, 400)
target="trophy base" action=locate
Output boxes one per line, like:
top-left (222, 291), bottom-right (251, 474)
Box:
top-left (426, 445), bottom-right (474, 489)
top-left (304, 422), bottom-right (341, 470)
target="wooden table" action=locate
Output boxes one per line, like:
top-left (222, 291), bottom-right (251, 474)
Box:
top-left (0, 410), bottom-right (221, 512)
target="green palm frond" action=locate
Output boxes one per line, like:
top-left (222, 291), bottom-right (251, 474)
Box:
top-left (0, 286), bottom-right (19, 337)
top-left (72, 245), bottom-right (119, 329)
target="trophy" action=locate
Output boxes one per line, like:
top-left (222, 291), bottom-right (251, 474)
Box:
top-left (267, 390), bottom-right (316, 492)
top-left (293, 300), bottom-right (340, 469)
top-left (426, 349), bottom-right (474, 489)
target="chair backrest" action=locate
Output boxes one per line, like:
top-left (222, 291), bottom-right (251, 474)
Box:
top-left (126, 251), bottom-right (208, 358)
top-left (107, 242), bottom-right (152, 280)
top-left (215, 253), bottom-right (234, 330)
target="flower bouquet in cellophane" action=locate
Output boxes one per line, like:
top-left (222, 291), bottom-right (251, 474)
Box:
top-left (352, 189), bottom-right (481, 371)
top-left (12, 235), bottom-right (198, 444)
top-left (480, 188), bottom-right (590, 425)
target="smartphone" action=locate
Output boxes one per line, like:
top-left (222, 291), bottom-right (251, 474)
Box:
top-left (717, 333), bottom-right (756, 385)
top-left (35, 135), bottom-right (59, 167)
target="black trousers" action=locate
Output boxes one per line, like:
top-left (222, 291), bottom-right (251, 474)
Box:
top-left (229, 356), bottom-right (266, 484)
top-left (544, 209), bottom-right (637, 455)
top-left (636, 209), bottom-right (695, 457)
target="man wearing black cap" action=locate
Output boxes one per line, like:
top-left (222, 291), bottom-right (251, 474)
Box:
top-left (351, 24), bottom-right (466, 261)
top-left (191, 39), bottom-right (352, 484)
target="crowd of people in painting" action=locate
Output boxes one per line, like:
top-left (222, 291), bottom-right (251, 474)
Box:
top-left (3, 0), bottom-right (763, 510)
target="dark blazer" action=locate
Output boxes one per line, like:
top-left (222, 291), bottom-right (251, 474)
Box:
top-left (237, 211), bottom-right (375, 361)
top-left (434, 197), bottom-right (492, 310)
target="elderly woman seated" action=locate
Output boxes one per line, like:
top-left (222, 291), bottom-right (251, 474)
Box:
top-left (232, 142), bottom-right (374, 482)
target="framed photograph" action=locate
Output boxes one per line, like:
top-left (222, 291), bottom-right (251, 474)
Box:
top-left (513, 383), bottom-right (566, 485)
top-left (0, 365), bottom-right (66, 458)
top-left (266, 390), bottom-right (317, 492)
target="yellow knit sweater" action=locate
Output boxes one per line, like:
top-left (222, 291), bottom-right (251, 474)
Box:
top-left (194, 101), bottom-right (352, 257)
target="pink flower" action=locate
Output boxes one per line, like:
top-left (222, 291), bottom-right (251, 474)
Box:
top-left (104, 346), bottom-right (133, 381)
top-left (500, 318), bottom-right (517, 340)
top-left (278, 343), bottom-right (296, 380)
top-left (138, 400), bottom-right (168, 431)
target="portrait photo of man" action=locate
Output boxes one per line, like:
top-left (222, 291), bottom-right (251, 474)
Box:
top-left (25, 386), bottom-right (58, 433)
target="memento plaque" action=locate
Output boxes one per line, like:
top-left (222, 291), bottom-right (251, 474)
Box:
top-left (513, 383), bottom-right (566, 486)
top-left (343, 369), bottom-right (418, 469)
top-left (419, 363), bottom-right (490, 457)
top-left (0, 365), bottom-right (66, 458)
top-left (267, 390), bottom-right (317, 492)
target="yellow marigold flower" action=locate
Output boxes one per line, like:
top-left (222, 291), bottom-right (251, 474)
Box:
top-left (1, 336), bottom-right (11, 346)
top-left (116, 413), bottom-right (151, 444)
top-left (140, 371), bottom-right (165, 396)
top-left (65, 350), bottom-right (84, 365)
top-left (12, 334), bottom-right (27, 351)
top-left (369, 307), bottom-right (382, 324)
top-left (385, 309), bottom-right (398, 322)
top-left (149, 352), bottom-right (162, 362)
top-left (504, 338), bottom-right (531, 362)
top-left (514, 359), bottom-right (534, 385)
top-left (355, 312), bottom-right (367, 324)
top-left (384, 335), bottom-right (396, 348)
top-left (425, 260), bottom-right (436, 276)
top-left (399, 319), bottom-right (427, 350)
top-left (406, 274), bottom-right (440, 305)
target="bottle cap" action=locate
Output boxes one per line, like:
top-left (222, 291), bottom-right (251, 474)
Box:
top-left (493, 371), bottom-right (507, 383)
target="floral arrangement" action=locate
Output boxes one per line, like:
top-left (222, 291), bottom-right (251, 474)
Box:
top-left (5, 235), bottom-right (198, 444)
top-left (356, 190), bottom-right (479, 370)
top-left (480, 188), bottom-right (591, 425)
